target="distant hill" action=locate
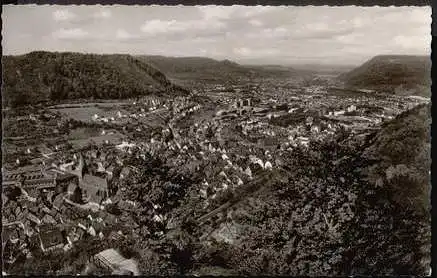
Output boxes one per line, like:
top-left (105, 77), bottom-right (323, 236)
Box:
top-left (292, 63), bottom-right (355, 75)
top-left (338, 55), bottom-right (431, 96)
top-left (137, 55), bottom-right (305, 84)
top-left (2, 51), bottom-right (189, 107)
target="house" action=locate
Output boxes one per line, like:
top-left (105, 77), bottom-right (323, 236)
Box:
top-left (67, 183), bottom-right (78, 195)
top-left (68, 225), bottom-right (86, 242)
top-left (334, 110), bottom-right (345, 116)
top-left (311, 125), bottom-right (320, 133)
top-left (52, 194), bottom-right (64, 211)
top-left (54, 171), bottom-right (79, 194)
top-left (91, 248), bottom-right (139, 275)
top-left (38, 226), bottom-right (67, 254)
top-left (42, 214), bottom-right (57, 225)
top-left (244, 167), bottom-right (252, 178)
top-left (347, 105), bottom-right (357, 113)
top-left (27, 213), bottom-right (41, 226)
top-left (2, 193), bottom-right (9, 206)
top-left (116, 141), bottom-right (136, 152)
top-left (105, 165), bottom-right (115, 178)
top-left (119, 167), bottom-right (130, 180)
top-left (297, 137), bottom-right (310, 147)
top-left (60, 161), bottom-right (75, 172)
top-left (41, 206), bottom-right (51, 215)
top-left (8, 167), bottom-right (58, 194)
top-left (117, 200), bottom-right (136, 212)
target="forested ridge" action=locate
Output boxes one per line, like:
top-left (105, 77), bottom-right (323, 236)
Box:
top-left (2, 51), bottom-right (189, 107)
top-left (338, 55), bottom-right (430, 96)
top-left (360, 102), bottom-right (431, 214)
top-left (137, 55), bottom-right (303, 83)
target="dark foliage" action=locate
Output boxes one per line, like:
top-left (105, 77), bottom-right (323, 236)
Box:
top-left (360, 103), bottom-right (431, 214)
top-left (3, 51), bottom-right (189, 107)
top-left (137, 55), bottom-right (305, 83)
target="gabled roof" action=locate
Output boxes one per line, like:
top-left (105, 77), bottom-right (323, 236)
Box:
top-left (42, 214), bottom-right (57, 225)
top-left (53, 194), bottom-right (64, 210)
top-left (55, 171), bottom-right (78, 182)
top-left (4, 165), bottom-right (44, 176)
top-left (67, 183), bottom-right (77, 193)
top-left (27, 213), bottom-right (41, 225)
top-left (95, 248), bottom-right (126, 267)
top-left (39, 227), bottom-right (65, 249)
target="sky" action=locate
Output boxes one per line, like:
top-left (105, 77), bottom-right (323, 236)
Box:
top-left (2, 5), bottom-right (431, 66)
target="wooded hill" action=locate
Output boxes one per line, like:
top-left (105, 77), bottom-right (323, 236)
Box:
top-left (360, 102), bottom-right (431, 214)
top-left (137, 55), bottom-right (307, 84)
top-left (2, 51), bottom-right (190, 107)
top-left (338, 55), bottom-right (430, 96)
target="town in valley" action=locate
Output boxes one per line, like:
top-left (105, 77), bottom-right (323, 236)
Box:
top-left (2, 5), bottom-right (431, 276)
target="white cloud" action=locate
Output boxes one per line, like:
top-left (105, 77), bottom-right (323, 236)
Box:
top-left (140, 19), bottom-right (225, 36)
top-left (241, 6), bottom-right (275, 18)
top-left (336, 33), bottom-right (362, 44)
top-left (246, 26), bottom-right (288, 39)
top-left (249, 19), bottom-right (263, 27)
top-left (52, 9), bottom-right (76, 21)
top-left (394, 34), bottom-right (430, 51)
top-left (3, 5), bottom-right (431, 65)
top-left (305, 22), bottom-right (330, 32)
top-left (198, 6), bottom-right (234, 20)
top-left (351, 18), bottom-right (368, 28)
top-left (141, 19), bottom-right (183, 34)
top-left (53, 28), bottom-right (88, 40)
top-left (233, 47), bottom-right (251, 56)
top-left (233, 47), bottom-right (278, 57)
top-left (266, 27), bottom-right (288, 37)
top-left (93, 9), bottom-right (111, 19)
top-left (115, 28), bottom-right (138, 40)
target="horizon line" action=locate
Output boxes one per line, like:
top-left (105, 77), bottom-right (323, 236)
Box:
top-left (3, 50), bottom-right (429, 68)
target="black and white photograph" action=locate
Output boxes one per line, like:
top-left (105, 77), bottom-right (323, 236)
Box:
top-left (1, 4), bottom-right (432, 276)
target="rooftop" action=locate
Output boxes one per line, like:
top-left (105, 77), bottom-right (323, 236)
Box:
top-left (39, 226), bottom-right (66, 250)
top-left (95, 248), bottom-right (126, 267)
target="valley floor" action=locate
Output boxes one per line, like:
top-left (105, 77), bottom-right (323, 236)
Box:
top-left (2, 82), bottom-right (431, 276)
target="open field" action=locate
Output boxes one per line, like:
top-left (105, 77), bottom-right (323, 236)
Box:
top-left (68, 127), bottom-right (126, 148)
top-left (69, 133), bottom-right (125, 149)
top-left (51, 106), bottom-right (130, 123)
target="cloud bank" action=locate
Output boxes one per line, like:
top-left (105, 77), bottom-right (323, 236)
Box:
top-left (2, 5), bottom-right (431, 65)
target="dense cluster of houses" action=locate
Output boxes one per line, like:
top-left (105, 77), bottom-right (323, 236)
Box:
top-left (1, 144), bottom-right (142, 274)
